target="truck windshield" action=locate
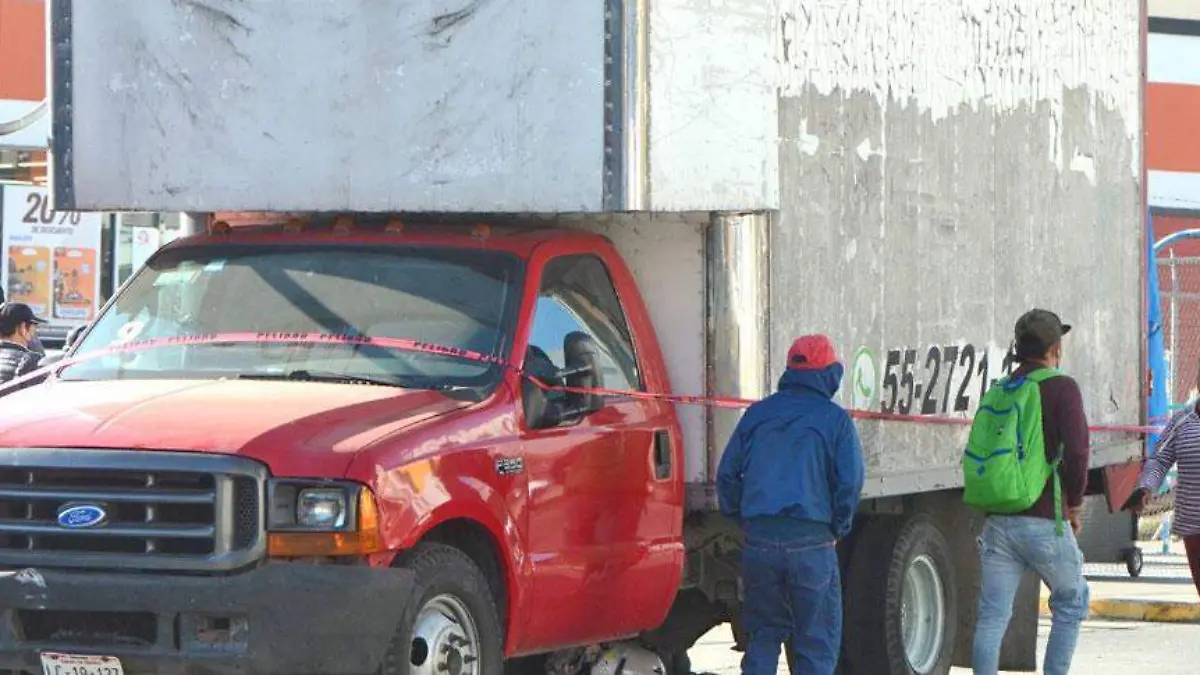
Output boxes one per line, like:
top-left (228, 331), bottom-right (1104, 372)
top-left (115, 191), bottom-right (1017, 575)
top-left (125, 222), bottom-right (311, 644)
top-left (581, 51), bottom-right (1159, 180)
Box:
top-left (65, 244), bottom-right (522, 390)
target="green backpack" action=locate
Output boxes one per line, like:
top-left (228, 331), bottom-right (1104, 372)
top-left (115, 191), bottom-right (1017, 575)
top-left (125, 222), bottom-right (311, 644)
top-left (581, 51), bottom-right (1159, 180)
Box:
top-left (962, 368), bottom-right (1065, 533)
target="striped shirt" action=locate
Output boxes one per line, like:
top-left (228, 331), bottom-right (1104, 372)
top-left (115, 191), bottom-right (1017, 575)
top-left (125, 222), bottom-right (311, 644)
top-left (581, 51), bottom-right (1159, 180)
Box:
top-left (1139, 407), bottom-right (1200, 537)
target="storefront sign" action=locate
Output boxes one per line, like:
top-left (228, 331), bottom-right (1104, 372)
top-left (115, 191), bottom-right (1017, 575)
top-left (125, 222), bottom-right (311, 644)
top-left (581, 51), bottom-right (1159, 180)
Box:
top-left (0, 184), bottom-right (103, 327)
top-left (131, 226), bottom-right (160, 272)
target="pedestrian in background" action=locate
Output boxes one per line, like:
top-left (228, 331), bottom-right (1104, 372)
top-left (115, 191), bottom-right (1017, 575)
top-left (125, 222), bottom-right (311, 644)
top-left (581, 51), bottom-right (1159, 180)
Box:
top-left (0, 302), bottom-right (47, 388)
top-left (1134, 358), bottom-right (1200, 597)
top-left (0, 288), bottom-right (44, 355)
top-left (717, 334), bottom-right (865, 675)
top-left (969, 310), bottom-right (1091, 675)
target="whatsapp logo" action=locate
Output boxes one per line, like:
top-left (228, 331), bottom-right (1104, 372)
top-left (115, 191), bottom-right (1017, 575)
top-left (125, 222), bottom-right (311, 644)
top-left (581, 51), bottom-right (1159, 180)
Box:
top-left (851, 347), bottom-right (876, 410)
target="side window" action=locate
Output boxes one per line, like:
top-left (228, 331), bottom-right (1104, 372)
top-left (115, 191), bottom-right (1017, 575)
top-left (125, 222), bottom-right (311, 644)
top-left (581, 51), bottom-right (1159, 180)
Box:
top-left (527, 255), bottom-right (642, 393)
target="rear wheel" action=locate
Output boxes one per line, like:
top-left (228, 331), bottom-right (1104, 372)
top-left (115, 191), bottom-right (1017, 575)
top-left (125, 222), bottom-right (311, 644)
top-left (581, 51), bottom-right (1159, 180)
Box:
top-left (379, 543), bottom-right (504, 675)
top-left (843, 515), bottom-right (957, 675)
top-left (900, 554), bottom-right (947, 673)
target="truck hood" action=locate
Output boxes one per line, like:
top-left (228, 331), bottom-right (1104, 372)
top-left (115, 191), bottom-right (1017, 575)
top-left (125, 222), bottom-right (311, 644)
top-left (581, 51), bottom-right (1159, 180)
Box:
top-left (0, 379), bottom-right (472, 476)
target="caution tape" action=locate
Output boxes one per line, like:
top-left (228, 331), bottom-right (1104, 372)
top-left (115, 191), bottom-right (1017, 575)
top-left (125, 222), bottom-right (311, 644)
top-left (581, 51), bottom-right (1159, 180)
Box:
top-left (0, 331), bottom-right (1162, 438)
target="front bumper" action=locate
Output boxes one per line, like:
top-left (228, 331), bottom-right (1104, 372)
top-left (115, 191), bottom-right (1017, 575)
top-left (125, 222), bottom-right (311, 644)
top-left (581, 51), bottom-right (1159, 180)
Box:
top-left (0, 563), bottom-right (414, 674)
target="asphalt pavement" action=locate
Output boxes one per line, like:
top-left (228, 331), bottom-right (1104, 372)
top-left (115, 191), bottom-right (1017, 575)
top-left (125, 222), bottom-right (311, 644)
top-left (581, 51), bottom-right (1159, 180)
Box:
top-left (690, 540), bottom-right (1200, 674)
top-left (688, 619), bottom-right (1200, 675)
top-left (949, 618), bottom-right (1200, 675)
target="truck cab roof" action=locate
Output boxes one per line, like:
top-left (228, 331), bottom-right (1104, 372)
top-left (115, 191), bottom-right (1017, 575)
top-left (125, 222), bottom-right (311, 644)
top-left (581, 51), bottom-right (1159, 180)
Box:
top-left (162, 217), bottom-right (616, 258)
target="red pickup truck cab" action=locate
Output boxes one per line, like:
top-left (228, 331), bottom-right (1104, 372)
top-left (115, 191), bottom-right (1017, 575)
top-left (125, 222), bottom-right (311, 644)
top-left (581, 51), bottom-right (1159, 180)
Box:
top-left (0, 220), bottom-right (686, 674)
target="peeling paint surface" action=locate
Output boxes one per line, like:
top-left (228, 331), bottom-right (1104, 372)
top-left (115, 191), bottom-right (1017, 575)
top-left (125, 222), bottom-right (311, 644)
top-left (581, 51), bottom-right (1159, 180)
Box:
top-left (1070, 151), bottom-right (1098, 185)
top-left (796, 119), bottom-right (820, 157)
top-left (779, 0), bottom-right (1141, 175)
top-left (770, 1), bottom-right (1142, 497)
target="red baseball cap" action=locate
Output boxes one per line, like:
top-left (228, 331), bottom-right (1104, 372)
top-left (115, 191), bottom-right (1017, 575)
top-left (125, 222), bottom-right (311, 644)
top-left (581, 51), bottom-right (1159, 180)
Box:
top-left (787, 334), bottom-right (839, 370)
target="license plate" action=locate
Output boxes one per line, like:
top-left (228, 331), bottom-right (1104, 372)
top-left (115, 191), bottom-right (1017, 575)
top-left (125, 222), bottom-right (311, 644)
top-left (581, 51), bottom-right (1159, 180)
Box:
top-left (40, 652), bottom-right (124, 675)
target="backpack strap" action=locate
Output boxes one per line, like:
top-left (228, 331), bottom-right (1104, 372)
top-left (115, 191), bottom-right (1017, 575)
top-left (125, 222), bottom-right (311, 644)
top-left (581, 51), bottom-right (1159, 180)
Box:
top-left (1027, 367), bottom-right (1067, 535)
top-left (1025, 367), bottom-right (1063, 384)
top-left (1006, 367), bottom-right (1067, 534)
top-left (1049, 443), bottom-right (1065, 536)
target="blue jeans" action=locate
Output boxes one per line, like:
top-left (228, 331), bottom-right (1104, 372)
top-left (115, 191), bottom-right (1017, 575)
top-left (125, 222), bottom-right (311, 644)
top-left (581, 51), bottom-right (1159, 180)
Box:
top-left (740, 536), bottom-right (841, 675)
top-left (972, 516), bottom-right (1090, 675)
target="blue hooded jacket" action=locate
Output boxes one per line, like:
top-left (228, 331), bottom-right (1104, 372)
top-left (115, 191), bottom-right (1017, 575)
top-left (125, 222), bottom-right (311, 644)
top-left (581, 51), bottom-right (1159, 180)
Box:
top-left (716, 363), bottom-right (865, 541)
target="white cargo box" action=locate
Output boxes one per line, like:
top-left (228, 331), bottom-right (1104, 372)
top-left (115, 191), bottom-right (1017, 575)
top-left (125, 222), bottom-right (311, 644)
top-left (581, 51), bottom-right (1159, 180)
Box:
top-left (49, 0), bottom-right (777, 213)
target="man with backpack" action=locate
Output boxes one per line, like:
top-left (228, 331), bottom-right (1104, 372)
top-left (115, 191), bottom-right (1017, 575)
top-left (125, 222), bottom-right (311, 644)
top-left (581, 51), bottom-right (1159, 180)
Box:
top-left (965, 310), bottom-right (1091, 675)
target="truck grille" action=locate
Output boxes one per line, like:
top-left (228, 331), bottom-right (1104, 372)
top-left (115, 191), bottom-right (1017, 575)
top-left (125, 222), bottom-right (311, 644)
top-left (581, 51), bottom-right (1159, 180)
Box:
top-left (0, 449), bottom-right (266, 572)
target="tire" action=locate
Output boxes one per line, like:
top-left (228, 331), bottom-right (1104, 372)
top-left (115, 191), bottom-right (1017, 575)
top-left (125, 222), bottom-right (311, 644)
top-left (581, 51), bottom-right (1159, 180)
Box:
top-left (663, 650), bottom-right (692, 675)
top-left (378, 542), bottom-right (504, 675)
top-left (843, 515), bottom-right (957, 675)
top-left (1125, 547), bottom-right (1144, 578)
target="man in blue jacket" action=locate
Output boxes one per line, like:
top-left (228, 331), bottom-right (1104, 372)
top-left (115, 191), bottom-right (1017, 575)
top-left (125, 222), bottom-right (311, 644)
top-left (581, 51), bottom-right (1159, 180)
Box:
top-left (717, 334), bottom-right (865, 675)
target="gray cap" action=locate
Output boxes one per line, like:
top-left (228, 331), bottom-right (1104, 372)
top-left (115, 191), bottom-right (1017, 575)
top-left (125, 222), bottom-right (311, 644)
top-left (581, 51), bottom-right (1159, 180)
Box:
top-left (1014, 309), bottom-right (1072, 359)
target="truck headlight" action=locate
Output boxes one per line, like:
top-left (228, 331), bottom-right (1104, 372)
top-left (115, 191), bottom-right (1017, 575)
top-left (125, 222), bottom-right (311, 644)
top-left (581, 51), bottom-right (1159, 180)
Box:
top-left (266, 479), bottom-right (383, 557)
top-left (297, 488), bottom-right (347, 529)
top-left (268, 480), bottom-right (356, 531)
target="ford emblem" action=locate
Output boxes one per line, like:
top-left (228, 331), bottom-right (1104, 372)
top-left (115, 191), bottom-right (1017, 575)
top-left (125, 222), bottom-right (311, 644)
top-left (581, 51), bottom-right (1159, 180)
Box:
top-left (56, 504), bottom-right (108, 529)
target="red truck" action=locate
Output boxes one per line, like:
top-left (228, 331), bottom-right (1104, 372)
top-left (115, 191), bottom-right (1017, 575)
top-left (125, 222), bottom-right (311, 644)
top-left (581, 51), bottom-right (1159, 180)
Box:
top-left (1, 220), bottom-right (690, 674)
top-left (0, 1), bottom-right (1146, 674)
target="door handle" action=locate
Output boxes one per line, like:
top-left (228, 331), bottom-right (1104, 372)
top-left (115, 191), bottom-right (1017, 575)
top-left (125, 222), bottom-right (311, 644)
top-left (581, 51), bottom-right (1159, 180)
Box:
top-left (652, 430), bottom-right (672, 480)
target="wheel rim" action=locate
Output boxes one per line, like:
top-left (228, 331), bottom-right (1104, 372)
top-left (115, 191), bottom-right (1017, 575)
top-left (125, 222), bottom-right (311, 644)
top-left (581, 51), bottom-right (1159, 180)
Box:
top-left (900, 554), bottom-right (946, 674)
top-left (409, 594), bottom-right (481, 675)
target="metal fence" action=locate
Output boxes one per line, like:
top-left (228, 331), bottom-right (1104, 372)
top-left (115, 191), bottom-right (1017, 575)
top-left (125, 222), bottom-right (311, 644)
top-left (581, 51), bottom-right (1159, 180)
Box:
top-left (1158, 254), bottom-right (1200, 409)
top-left (1142, 253), bottom-right (1194, 564)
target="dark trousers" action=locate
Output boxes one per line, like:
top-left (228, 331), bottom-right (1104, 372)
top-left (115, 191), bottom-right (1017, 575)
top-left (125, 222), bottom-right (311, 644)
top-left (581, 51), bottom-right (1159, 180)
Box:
top-left (740, 536), bottom-right (841, 675)
top-left (1185, 535), bottom-right (1200, 598)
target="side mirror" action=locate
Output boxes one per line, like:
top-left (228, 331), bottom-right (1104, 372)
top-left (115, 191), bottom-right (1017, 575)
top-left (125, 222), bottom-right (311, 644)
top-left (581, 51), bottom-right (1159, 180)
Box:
top-left (560, 332), bottom-right (604, 419)
top-left (521, 345), bottom-right (562, 430)
top-left (65, 325), bottom-right (86, 350)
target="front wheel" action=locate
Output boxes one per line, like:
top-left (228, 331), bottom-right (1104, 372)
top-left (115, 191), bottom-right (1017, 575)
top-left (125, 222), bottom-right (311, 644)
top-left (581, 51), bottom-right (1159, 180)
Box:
top-left (379, 542), bottom-right (504, 675)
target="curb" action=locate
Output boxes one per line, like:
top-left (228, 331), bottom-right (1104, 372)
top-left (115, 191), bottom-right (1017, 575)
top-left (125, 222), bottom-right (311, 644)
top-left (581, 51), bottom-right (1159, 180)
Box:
top-left (1039, 597), bottom-right (1200, 623)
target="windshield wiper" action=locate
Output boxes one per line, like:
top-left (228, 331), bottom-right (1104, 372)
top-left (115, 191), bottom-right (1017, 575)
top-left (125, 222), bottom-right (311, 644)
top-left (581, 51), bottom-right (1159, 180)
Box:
top-left (391, 375), bottom-right (479, 393)
top-left (236, 370), bottom-right (405, 388)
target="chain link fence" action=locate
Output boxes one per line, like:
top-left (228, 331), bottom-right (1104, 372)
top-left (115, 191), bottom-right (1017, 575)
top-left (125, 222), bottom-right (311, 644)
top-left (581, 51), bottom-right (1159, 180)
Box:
top-left (1159, 254), bottom-right (1200, 408)
top-left (1094, 253), bottom-right (1200, 579)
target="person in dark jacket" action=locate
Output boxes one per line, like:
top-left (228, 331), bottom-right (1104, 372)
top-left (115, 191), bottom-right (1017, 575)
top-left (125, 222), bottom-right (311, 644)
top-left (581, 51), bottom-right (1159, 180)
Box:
top-left (717, 334), bottom-right (865, 675)
top-left (0, 289), bottom-right (44, 355)
top-left (0, 303), bottom-right (47, 387)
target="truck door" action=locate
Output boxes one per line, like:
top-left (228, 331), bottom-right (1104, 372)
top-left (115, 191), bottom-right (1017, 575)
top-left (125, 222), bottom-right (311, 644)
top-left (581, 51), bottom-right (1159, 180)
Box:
top-left (517, 253), bottom-right (680, 650)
